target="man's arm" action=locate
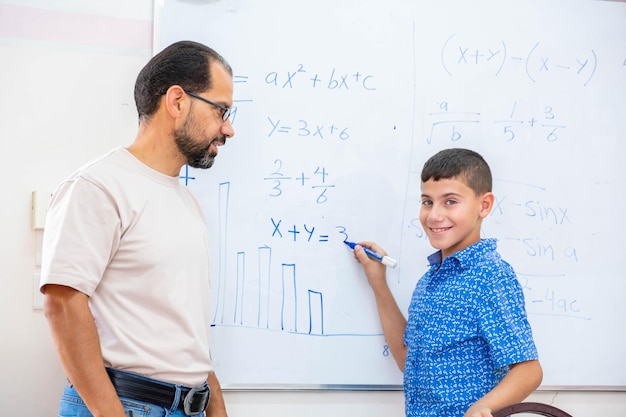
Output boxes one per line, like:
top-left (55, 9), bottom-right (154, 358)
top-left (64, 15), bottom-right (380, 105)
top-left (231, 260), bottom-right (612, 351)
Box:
top-left (353, 242), bottom-right (408, 371)
top-left (42, 284), bottom-right (126, 417)
top-left (205, 371), bottom-right (228, 417)
top-left (464, 359), bottom-right (543, 417)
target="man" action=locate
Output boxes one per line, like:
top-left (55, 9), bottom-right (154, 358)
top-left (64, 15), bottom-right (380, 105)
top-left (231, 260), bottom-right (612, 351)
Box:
top-left (40, 40), bottom-right (234, 417)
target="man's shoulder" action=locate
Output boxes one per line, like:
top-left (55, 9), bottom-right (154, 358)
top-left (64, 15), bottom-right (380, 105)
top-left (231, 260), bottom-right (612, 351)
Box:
top-left (60, 147), bottom-right (123, 181)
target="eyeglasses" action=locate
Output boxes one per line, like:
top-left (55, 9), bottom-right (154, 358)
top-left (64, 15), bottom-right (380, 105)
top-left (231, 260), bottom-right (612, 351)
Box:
top-left (185, 90), bottom-right (232, 122)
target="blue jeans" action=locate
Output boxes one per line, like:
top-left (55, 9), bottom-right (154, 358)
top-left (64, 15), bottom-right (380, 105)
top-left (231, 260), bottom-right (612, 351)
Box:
top-left (59, 385), bottom-right (205, 417)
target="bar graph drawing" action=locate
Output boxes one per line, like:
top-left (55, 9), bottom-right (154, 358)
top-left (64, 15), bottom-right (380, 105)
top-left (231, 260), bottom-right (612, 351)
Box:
top-left (212, 182), bottom-right (328, 336)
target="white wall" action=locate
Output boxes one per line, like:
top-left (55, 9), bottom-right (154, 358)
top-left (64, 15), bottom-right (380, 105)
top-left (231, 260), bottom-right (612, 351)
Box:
top-left (0, 1), bottom-right (624, 415)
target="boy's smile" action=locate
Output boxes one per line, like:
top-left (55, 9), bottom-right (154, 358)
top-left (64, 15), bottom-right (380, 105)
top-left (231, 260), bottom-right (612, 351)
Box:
top-left (419, 177), bottom-right (494, 259)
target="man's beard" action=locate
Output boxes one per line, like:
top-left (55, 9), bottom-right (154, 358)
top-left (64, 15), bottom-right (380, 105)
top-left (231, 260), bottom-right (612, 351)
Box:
top-left (174, 117), bottom-right (220, 169)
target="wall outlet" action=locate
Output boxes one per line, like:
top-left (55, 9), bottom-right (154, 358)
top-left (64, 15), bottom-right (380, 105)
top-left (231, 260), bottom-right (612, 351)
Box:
top-left (33, 273), bottom-right (43, 310)
top-left (31, 191), bottom-right (52, 230)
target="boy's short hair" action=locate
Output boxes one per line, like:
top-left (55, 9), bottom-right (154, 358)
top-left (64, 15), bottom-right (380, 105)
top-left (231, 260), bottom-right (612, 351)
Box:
top-left (421, 148), bottom-right (492, 195)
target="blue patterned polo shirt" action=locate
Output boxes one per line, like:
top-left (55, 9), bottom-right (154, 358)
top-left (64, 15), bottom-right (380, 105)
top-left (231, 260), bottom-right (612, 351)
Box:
top-left (403, 238), bottom-right (538, 417)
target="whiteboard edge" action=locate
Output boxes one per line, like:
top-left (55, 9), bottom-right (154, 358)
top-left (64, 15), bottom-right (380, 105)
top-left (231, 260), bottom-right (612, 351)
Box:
top-left (538, 385), bottom-right (626, 392)
top-left (221, 384), bottom-right (403, 391)
top-left (152, 0), bottom-right (164, 54)
top-left (218, 384), bottom-right (626, 392)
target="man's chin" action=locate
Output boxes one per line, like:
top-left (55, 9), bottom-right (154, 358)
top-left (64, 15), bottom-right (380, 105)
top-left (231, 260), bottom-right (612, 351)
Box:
top-left (188, 154), bottom-right (216, 170)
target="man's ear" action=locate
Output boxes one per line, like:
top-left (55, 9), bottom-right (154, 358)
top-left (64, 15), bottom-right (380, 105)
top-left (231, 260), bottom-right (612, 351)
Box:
top-left (164, 85), bottom-right (186, 118)
top-left (479, 192), bottom-right (495, 219)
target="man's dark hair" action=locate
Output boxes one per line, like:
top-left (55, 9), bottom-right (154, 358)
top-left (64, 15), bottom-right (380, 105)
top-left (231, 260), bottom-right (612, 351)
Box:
top-left (134, 40), bottom-right (232, 121)
top-left (420, 148), bottom-right (492, 195)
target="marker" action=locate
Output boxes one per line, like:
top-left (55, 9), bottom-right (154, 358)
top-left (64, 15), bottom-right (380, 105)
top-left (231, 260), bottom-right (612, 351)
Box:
top-left (344, 241), bottom-right (398, 268)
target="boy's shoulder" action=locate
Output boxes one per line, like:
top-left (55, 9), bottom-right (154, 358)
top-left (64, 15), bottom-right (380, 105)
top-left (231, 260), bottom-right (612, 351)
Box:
top-left (455, 239), bottom-right (516, 277)
top-left (455, 238), bottom-right (498, 260)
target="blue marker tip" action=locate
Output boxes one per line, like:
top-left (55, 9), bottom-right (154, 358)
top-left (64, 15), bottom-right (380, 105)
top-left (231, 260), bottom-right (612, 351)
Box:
top-left (344, 241), bottom-right (398, 268)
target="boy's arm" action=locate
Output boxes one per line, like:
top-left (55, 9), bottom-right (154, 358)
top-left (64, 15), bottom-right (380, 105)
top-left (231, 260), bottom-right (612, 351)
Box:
top-left (353, 242), bottom-right (408, 371)
top-left (464, 359), bottom-right (543, 417)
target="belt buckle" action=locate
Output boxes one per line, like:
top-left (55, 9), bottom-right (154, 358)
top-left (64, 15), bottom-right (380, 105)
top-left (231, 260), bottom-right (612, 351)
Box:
top-left (183, 384), bottom-right (210, 416)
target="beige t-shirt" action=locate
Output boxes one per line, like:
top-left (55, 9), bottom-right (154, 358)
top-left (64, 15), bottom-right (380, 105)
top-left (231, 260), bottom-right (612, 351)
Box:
top-left (40, 147), bottom-right (213, 387)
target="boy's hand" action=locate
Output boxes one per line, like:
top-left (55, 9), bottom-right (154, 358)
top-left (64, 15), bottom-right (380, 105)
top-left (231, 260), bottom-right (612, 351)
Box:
top-left (464, 403), bottom-right (493, 417)
top-left (352, 241), bottom-right (388, 289)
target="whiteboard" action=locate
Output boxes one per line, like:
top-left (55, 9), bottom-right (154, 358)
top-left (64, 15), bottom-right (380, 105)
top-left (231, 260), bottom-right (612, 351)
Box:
top-left (157, 0), bottom-right (626, 389)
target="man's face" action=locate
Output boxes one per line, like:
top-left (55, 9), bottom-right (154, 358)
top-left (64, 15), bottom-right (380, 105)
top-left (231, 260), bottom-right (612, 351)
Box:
top-left (175, 62), bottom-right (234, 169)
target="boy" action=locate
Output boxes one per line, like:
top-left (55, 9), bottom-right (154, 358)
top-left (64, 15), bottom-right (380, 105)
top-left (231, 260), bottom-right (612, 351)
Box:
top-left (351, 148), bottom-right (542, 417)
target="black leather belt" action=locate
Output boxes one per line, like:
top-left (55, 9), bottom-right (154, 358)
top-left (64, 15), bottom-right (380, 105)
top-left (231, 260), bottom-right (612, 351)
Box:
top-left (106, 368), bottom-right (210, 416)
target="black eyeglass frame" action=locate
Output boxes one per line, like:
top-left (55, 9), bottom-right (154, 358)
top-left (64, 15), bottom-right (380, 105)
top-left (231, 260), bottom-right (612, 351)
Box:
top-left (185, 90), bottom-right (232, 122)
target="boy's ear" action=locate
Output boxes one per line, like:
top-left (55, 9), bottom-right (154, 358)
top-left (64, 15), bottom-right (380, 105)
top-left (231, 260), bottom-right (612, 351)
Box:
top-left (479, 192), bottom-right (495, 218)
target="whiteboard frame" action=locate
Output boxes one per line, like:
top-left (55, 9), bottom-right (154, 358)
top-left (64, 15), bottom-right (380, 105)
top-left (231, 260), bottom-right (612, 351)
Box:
top-left (152, 0), bottom-right (163, 54)
top-left (217, 384), bottom-right (626, 392)
top-left (220, 384), bottom-right (402, 391)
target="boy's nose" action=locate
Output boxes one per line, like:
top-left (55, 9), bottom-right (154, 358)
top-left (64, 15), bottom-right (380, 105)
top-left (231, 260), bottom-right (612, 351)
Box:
top-left (426, 203), bottom-right (445, 222)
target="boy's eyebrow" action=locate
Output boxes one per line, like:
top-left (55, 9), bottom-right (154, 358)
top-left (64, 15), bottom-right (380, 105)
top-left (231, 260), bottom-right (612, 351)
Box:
top-left (421, 192), bottom-right (464, 199)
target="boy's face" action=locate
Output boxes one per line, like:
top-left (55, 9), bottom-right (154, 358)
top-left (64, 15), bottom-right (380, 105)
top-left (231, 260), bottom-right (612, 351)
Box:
top-left (419, 176), bottom-right (494, 259)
